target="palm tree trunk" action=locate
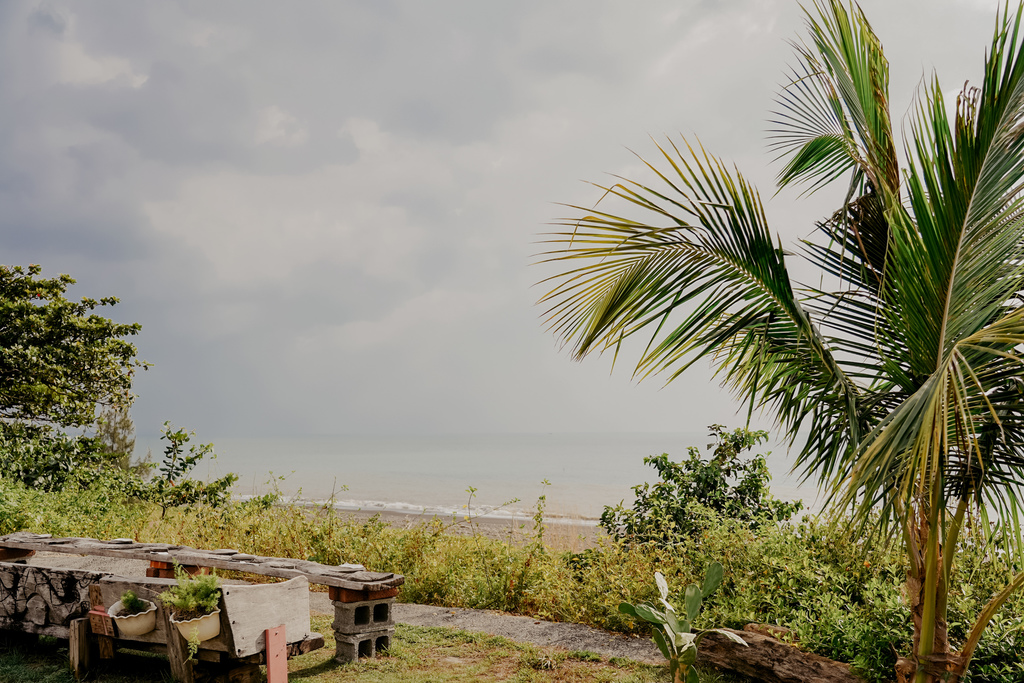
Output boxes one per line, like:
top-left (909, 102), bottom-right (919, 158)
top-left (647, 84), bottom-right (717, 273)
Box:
top-left (903, 497), bottom-right (971, 683)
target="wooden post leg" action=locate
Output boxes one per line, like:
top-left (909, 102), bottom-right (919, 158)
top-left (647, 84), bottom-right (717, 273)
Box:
top-left (265, 625), bottom-right (287, 683)
top-left (69, 618), bottom-right (91, 680)
top-left (96, 635), bottom-right (115, 660)
top-left (161, 608), bottom-right (194, 683)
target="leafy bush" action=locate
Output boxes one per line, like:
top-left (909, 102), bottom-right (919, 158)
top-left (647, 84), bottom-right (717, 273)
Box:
top-left (0, 422), bottom-right (111, 491)
top-left (600, 425), bottom-right (802, 544)
top-left (159, 566), bottom-right (221, 621)
top-left (8, 476), bottom-right (1023, 683)
top-left (620, 565), bottom-right (745, 683)
top-left (148, 423), bottom-right (237, 516)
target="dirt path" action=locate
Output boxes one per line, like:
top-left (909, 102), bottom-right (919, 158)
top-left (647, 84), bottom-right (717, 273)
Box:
top-left (27, 552), bottom-right (659, 663)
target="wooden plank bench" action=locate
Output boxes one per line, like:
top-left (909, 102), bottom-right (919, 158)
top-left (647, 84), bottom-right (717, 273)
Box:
top-left (0, 532), bottom-right (405, 681)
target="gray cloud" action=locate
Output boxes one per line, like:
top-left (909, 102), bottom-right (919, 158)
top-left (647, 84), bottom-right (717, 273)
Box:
top-left (0, 0), bottom-right (1007, 439)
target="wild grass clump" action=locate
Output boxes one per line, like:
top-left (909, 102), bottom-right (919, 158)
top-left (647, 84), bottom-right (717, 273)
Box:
top-left (3, 476), bottom-right (1021, 682)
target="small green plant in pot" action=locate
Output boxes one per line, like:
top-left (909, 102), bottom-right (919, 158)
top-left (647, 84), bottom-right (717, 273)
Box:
top-left (159, 564), bottom-right (222, 659)
top-left (619, 562), bottom-right (746, 683)
top-left (108, 589), bottom-right (158, 636)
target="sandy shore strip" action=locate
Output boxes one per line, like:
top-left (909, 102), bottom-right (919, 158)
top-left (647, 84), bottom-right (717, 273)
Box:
top-left (330, 506), bottom-right (605, 550)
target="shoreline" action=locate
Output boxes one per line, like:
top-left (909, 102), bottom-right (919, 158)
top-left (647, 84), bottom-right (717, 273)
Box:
top-left (329, 505), bottom-right (606, 549)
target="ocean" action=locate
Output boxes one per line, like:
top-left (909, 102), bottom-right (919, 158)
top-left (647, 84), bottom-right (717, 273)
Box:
top-left (134, 432), bottom-right (820, 521)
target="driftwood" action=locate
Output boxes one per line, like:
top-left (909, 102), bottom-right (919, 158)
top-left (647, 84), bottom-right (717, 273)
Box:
top-left (0, 532), bottom-right (403, 591)
top-left (698, 627), bottom-right (864, 683)
top-left (96, 574), bottom-right (315, 658)
top-left (0, 563), bottom-right (103, 637)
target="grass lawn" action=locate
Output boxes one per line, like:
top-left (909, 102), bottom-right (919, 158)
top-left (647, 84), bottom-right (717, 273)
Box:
top-left (0, 615), bottom-right (746, 683)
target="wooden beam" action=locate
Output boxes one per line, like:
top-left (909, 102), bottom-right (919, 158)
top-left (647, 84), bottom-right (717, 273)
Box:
top-left (161, 604), bottom-right (195, 683)
top-left (69, 618), bottom-right (91, 680)
top-left (1, 532), bottom-right (400, 590)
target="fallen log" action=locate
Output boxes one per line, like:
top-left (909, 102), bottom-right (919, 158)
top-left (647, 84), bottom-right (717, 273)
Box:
top-left (698, 626), bottom-right (864, 683)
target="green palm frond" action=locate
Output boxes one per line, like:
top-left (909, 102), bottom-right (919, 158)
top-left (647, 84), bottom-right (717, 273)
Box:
top-left (538, 138), bottom-right (863, 476)
top-left (772, 0), bottom-right (898, 196)
top-left (537, 1), bottom-right (1024, 675)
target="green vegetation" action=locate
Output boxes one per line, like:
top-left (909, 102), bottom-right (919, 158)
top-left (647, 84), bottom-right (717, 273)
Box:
top-left (115, 591), bottom-right (149, 618)
top-left (159, 566), bottom-right (222, 622)
top-left (148, 423), bottom-right (237, 515)
top-left (537, 2), bottom-right (1024, 679)
top-left (0, 264), bottom-right (140, 429)
top-left (601, 426), bottom-right (801, 544)
top-left (0, 618), bottom-right (730, 683)
top-left (620, 565), bottom-right (746, 683)
top-left (159, 565), bottom-right (223, 659)
top-left (2, 470), bottom-right (1022, 682)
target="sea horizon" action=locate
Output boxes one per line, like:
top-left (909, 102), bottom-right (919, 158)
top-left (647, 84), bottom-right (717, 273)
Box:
top-left (134, 431), bottom-right (823, 520)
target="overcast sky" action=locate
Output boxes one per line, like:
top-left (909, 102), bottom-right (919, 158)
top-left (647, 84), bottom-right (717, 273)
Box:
top-left (0, 0), bottom-right (1006, 437)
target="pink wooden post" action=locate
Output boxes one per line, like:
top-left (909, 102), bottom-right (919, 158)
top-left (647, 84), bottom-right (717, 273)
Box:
top-left (265, 625), bottom-right (288, 682)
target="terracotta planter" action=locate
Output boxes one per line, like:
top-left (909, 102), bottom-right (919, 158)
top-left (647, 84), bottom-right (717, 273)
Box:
top-left (170, 607), bottom-right (221, 643)
top-left (108, 599), bottom-right (157, 636)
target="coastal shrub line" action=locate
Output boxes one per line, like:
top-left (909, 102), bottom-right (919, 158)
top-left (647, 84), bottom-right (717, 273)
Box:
top-left (1, 477), bottom-right (1020, 682)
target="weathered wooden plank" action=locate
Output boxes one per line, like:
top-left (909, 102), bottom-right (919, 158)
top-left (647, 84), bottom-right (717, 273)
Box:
top-left (69, 618), bottom-right (91, 680)
top-left (98, 576), bottom-right (234, 654)
top-left (161, 600), bottom-right (195, 683)
top-left (221, 576), bottom-right (311, 658)
top-left (288, 632), bottom-right (325, 656)
top-left (0, 562), bottom-right (102, 632)
top-left (1, 532), bottom-right (401, 590)
top-left (167, 552), bottom-right (395, 589)
top-left (96, 633), bottom-right (116, 659)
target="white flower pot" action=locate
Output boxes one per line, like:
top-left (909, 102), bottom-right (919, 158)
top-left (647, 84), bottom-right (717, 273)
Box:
top-left (108, 599), bottom-right (157, 636)
top-left (170, 607), bottom-right (221, 643)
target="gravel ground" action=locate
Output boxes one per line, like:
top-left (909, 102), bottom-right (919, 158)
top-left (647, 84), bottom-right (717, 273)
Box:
top-left (26, 551), bottom-right (659, 663)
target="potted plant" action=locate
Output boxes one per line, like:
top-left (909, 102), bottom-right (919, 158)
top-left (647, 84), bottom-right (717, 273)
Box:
top-left (107, 589), bottom-right (158, 636)
top-left (159, 564), bottom-right (222, 658)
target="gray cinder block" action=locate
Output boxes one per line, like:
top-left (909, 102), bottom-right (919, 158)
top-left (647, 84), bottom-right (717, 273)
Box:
top-left (331, 598), bottom-right (395, 635)
top-left (333, 628), bottom-right (393, 663)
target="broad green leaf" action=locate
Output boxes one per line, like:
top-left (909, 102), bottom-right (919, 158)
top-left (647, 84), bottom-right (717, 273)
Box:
top-left (695, 628), bottom-right (749, 647)
top-left (664, 605), bottom-right (681, 637)
top-left (655, 571), bottom-right (669, 600)
top-left (680, 642), bottom-right (697, 665)
top-left (684, 584), bottom-right (701, 622)
top-left (635, 604), bottom-right (667, 626)
top-left (618, 602), bottom-right (638, 618)
top-left (686, 666), bottom-right (700, 683)
top-left (702, 561), bottom-right (724, 598)
top-left (651, 628), bottom-right (671, 659)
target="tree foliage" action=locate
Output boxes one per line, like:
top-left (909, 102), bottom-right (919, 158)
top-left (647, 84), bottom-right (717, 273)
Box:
top-left (0, 265), bottom-right (141, 428)
top-left (600, 425), bottom-right (802, 544)
top-left (149, 423), bottom-right (237, 517)
top-left (538, 2), bottom-right (1024, 680)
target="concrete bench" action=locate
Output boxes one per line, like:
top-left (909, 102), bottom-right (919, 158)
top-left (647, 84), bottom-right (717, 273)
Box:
top-left (0, 532), bottom-right (404, 681)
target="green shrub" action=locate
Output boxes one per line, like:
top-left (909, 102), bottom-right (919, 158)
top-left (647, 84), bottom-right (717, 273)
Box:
top-left (159, 566), bottom-right (221, 621)
top-left (620, 564), bottom-right (746, 683)
top-left (148, 423), bottom-right (237, 516)
top-left (600, 425), bottom-right (802, 545)
top-left (0, 422), bottom-right (111, 492)
top-left (117, 590), bottom-right (150, 617)
top-left (11, 479), bottom-right (1023, 683)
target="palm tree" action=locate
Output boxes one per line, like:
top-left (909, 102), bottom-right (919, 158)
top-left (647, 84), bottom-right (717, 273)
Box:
top-left (537, 2), bottom-right (1024, 681)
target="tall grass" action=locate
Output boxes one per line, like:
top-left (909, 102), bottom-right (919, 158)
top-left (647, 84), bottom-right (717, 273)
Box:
top-left (2, 477), bottom-right (1021, 682)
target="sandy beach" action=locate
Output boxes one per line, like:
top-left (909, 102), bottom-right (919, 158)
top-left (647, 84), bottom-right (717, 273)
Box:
top-left (333, 506), bottom-right (605, 550)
